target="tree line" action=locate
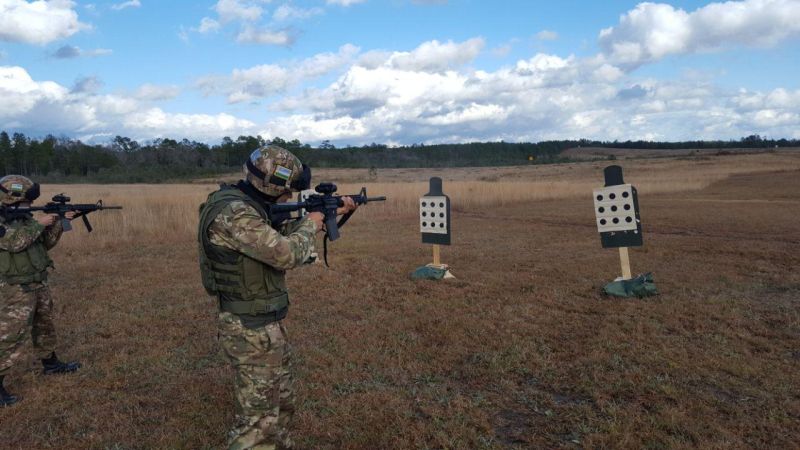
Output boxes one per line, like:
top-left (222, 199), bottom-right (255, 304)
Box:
top-left (0, 131), bottom-right (797, 183)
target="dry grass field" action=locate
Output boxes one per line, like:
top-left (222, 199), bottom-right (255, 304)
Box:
top-left (1, 151), bottom-right (799, 449)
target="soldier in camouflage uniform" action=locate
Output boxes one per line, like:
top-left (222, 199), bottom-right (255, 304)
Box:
top-left (0, 175), bottom-right (82, 407)
top-left (198, 145), bottom-right (356, 450)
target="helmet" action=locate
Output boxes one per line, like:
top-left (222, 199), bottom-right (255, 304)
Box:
top-left (0, 175), bottom-right (40, 205)
top-left (244, 145), bottom-right (311, 197)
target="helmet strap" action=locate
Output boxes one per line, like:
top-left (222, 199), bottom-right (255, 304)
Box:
top-left (237, 180), bottom-right (281, 204)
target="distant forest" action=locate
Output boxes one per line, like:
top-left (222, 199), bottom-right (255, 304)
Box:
top-left (0, 130), bottom-right (797, 183)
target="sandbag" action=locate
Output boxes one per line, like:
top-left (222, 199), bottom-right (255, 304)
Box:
top-left (603, 272), bottom-right (658, 298)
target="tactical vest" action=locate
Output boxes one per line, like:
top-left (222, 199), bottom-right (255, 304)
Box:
top-left (198, 186), bottom-right (289, 320)
top-left (0, 218), bottom-right (53, 285)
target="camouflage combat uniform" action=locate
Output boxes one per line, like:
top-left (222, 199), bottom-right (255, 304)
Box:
top-left (0, 216), bottom-right (63, 377)
top-left (200, 184), bottom-right (317, 450)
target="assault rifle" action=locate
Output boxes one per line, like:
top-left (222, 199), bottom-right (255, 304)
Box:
top-left (0, 194), bottom-right (123, 233)
top-left (268, 182), bottom-right (386, 265)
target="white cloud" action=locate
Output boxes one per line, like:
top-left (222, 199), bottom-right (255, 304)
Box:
top-left (51, 44), bottom-right (112, 59)
top-left (111, 0), bottom-right (140, 11)
top-left (0, 0), bottom-right (89, 45)
top-left (196, 17), bottom-right (221, 33)
top-left (326, 0), bottom-right (366, 6)
top-left (0, 65), bottom-right (255, 140)
top-left (214, 0), bottom-right (263, 23)
top-left (599, 0), bottom-right (800, 68)
top-left (236, 26), bottom-right (294, 45)
top-left (198, 44), bottom-right (358, 103)
top-left (273, 4), bottom-right (324, 21)
top-left (382, 38), bottom-right (485, 73)
top-left (194, 0), bottom-right (322, 45)
top-left (535, 30), bottom-right (558, 41)
top-left (123, 108), bottom-right (256, 140)
top-left (254, 30), bottom-right (800, 145)
top-left (135, 83), bottom-right (181, 101)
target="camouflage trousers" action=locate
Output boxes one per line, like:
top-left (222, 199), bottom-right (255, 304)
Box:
top-left (0, 281), bottom-right (57, 376)
top-left (218, 311), bottom-right (295, 450)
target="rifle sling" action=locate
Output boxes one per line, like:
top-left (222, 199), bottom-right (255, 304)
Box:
top-left (322, 210), bottom-right (356, 267)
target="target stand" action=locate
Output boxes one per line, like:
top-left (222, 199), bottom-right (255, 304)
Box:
top-left (411, 177), bottom-right (454, 280)
top-left (593, 165), bottom-right (642, 280)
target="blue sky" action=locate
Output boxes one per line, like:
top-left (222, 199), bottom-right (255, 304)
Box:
top-left (1, 0), bottom-right (799, 145)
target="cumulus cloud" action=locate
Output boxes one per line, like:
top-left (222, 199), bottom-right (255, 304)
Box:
top-left (0, 0), bottom-right (89, 45)
top-left (0, 65), bottom-right (255, 140)
top-left (192, 0), bottom-right (324, 45)
top-left (51, 44), bottom-right (112, 59)
top-left (214, 0), bottom-right (263, 23)
top-left (599, 0), bottom-right (800, 68)
top-left (254, 31), bottom-right (800, 145)
top-left (197, 44), bottom-right (359, 103)
top-left (111, 0), bottom-right (140, 11)
top-left (376, 38), bottom-right (484, 73)
top-left (236, 26), bottom-right (294, 45)
top-left (273, 4), bottom-right (324, 21)
top-left (135, 83), bottom-right (181, 101)
top-left (196, 17), bottom-right (221, 33)
top-left (123, 108), bottom-right (256, 140)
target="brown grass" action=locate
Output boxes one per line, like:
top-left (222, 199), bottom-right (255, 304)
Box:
top-left (1, 152), bottom-right (799, 449)
top-left (44, 151), bottom-right (800, 247)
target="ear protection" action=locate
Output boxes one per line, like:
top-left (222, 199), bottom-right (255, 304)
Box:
top-left (290, 165), bottom-right (312, 192)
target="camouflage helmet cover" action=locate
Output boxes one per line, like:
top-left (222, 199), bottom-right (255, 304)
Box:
top-left (244, 145), bottom-right (310, 197)
top-left (0, 174), bottom-right (40, 205)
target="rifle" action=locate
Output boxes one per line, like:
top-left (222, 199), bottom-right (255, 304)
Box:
top-left (268, 182), bottom-right (386, 266)
top-left (0, 194), bottom-right (123, 233)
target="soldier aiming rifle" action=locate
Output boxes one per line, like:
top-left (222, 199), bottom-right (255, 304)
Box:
top-left (198, 145), bottom-right (385, 449)
top-left (0, 175), bottom-right (122, 407)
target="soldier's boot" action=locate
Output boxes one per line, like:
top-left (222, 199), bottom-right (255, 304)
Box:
top-left (0, 376), bottom-right (20, 407)
top-left (41, 352), bottom-right (82, 375)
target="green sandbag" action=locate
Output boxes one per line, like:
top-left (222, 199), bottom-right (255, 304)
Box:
top-left (410, 265), bottom-right (448, 280)
top-left (603, 272), bottom-right (658, 298)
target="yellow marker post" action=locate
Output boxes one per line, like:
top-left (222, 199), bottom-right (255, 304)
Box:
top-left (619, 247), bottom-right (632, 280)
